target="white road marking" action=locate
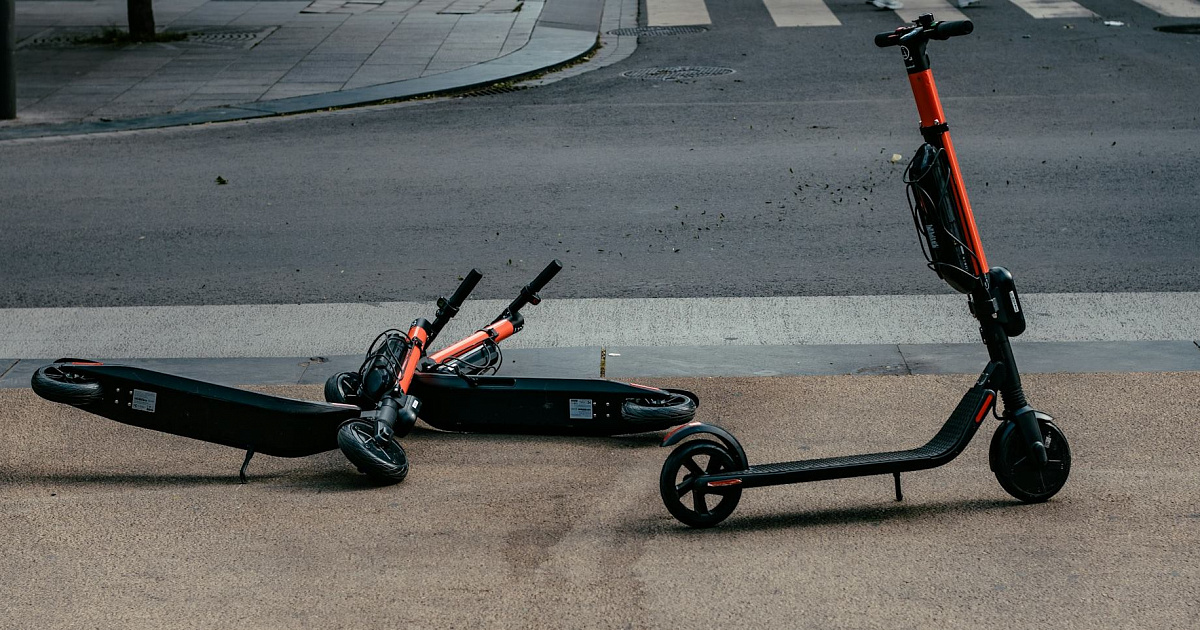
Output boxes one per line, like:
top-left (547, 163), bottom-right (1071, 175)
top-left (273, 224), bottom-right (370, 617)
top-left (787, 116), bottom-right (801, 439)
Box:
top-left (1, 293), bottom-right (1197, 358)
top-left (763, 0), bottom-right (840, 27)
top-left (895, 0), bottom-right (968, 24)
top-left (1130, 0), bottom-right (1200, 16)
top-left (1008, 0), bottom-right (1097, 18)
top-left (646, 0), bottom-right (712, 26)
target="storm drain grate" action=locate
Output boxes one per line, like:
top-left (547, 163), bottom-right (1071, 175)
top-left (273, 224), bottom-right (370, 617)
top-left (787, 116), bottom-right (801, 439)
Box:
top-left (174, 27), bottom-right (279, 49)
top-left (17, 26), bottom-right (277, 49)
top-left (621, 66), bottom-right (735, 81)
top-left (1154, 24), bottom-right (1200, 34)
top-left (607, 26), bottom-right (709, 37)
top-left (455, 84), bottom-right (528, 98)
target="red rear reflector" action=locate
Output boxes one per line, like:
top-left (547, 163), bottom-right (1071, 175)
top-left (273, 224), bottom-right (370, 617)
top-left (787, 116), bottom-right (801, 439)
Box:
top-left (974, 393), bottom-right (995, 423)
top-left (707, 479), bottom-right (742, 487)
top-left (663, 421), bottom-right (702, 441)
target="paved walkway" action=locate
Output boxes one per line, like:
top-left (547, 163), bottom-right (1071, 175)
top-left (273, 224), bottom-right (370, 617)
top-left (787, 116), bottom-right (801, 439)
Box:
top-left (2, 0), bottom-right (629, 136)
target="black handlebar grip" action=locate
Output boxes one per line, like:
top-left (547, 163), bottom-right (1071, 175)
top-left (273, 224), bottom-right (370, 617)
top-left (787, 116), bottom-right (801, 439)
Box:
top-left (933, 19), bottom-right (973, 39)
top-left (874, 31), bottom-right (902, 48)
top-left (446, 269), bottom-right (483, 309)
top-left (527, 259), bottom-right (563, 294)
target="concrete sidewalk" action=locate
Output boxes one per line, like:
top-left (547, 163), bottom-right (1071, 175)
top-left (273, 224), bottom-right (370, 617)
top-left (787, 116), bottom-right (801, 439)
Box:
top-left (1, 0), bottom-right (631, 138)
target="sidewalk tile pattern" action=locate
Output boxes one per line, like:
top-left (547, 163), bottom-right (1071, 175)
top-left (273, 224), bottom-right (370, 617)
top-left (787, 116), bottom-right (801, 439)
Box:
top-left (7, 0), bottom-right (542, 124)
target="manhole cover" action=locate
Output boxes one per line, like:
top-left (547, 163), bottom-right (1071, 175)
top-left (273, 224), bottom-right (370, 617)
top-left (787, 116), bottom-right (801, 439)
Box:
top-left (1154, 24), bottom-right (1200, 34)
top-left (621, 66), bottom-right (735, 81)
top-left (607, 26), bottom-right (709, 36)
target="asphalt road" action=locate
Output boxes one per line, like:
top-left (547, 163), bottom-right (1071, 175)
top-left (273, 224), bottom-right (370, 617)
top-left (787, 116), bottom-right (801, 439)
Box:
top-left (1, 4), bottom-right (1198, 307)
top-left (3, 372), bottom-right (1197, 628)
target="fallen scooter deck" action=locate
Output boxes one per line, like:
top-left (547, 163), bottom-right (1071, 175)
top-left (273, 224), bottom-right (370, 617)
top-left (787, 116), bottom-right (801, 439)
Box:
top-left (413, 372), bottom-right (698, 436)
top-left (36, 362), bottom-right (360, 458)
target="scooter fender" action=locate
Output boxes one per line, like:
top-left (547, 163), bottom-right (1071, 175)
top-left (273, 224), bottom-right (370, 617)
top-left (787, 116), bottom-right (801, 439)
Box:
top-left (660, 421), bottom-right (749, 469)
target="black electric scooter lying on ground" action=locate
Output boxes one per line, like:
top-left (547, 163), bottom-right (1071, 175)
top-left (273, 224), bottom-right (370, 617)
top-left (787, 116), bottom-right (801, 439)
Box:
top-left (324, 260), bottom-right (698, 438)
top-left (656, 15), bottom-right (1071, 528)
top-left (32, 262), bottom-right (697, 484)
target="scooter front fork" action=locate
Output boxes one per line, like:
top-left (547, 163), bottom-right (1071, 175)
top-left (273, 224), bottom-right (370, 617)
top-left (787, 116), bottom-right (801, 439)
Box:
top-left (1009, 405), bottom-right (1049, 467)
top-left (364, 393), bottom-right (422, 442)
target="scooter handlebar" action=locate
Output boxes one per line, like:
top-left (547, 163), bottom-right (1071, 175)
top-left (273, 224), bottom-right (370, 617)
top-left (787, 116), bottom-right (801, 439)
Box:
top-left (932, 19), bottom-right (973, 39)
top-left (446, 269), bottom-right (484, 310)
top-left (874, 19), bottom-right (973, 47)
top-left (527, 259), bottom-right (563, 295)
top-left (426, 269), bottom-right (482, 346)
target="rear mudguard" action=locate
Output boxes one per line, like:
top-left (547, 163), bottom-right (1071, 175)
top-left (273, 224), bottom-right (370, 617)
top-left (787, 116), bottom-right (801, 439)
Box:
top-left (34, 362), bottom-right (360, 457)
top-left (660, 422), bottom-right (749, 469)
top-left (411, 373), bottom-right (697, 436)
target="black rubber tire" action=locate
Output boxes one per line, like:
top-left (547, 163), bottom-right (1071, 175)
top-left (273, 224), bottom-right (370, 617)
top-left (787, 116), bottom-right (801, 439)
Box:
top-left (659, 440), bottom-right (742, 528)
top-left (622, 392), bottom-right (697, 426)
top-left (31, 365), bottom-right (104, 407)
top-left (990, 418), bottom-right (1071, 503)
top-left (324, 371), bottom-right (363, 407)
top-left (337, 420), bottom-right (409, 485)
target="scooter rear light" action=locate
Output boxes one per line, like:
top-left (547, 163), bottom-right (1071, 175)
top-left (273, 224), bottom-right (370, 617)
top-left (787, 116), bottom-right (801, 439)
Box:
top-left (707, 479), bottom-right (742, 487)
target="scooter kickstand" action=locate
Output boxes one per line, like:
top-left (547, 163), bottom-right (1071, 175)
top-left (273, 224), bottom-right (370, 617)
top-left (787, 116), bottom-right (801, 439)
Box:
top-left (893, 472), bottom-right (903, 502)
top-left (240, 449), bottom-right (255, 484)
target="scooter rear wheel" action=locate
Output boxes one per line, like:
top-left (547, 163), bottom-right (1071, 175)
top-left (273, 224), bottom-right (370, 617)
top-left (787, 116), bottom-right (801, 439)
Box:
top-left (660, 440), bottom-right (742, 528)
top-left (622, 392), bottom-right (697, 426)
top-left (990, 419), bottom-right (1071, 503)
top-left (324, 371), bottom-right (364, 407)
top-left (31, 365), bottom-right (104, 407)
top-left (337, 420), bottom-right (409, 485)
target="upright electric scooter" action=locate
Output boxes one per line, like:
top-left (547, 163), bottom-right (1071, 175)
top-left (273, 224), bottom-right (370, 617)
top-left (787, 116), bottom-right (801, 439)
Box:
top-left (656, 15), bottom-right (1072, 528)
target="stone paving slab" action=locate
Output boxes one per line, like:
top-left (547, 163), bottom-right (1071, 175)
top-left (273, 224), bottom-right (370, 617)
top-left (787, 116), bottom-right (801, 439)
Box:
top-left (4, 341), bottom-right (1198, 389)
top-left (2, 0), bottom-right (577, 132)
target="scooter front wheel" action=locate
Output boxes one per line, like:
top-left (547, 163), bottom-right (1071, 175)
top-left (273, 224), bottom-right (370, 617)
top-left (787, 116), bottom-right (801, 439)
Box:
top-left (31, 365), bottom-right (104, 407)
top-left (990, 418), bottom-right (1071, 503)
top-left (337, 420), bottom-right (409, 485)
top-left (659, 440), bottom-right (742, 528)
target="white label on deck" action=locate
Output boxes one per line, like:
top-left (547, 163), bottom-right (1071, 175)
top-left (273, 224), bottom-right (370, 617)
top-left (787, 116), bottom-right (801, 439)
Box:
top-left (132, 389), bottom-right (157, 413)
top-left (569, 399), bottom-right (593, 420)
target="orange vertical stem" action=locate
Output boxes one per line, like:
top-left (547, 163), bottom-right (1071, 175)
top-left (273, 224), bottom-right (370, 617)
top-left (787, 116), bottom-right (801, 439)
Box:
top-left (396, 324), bottom-right (428, 393)
top-left (907, 70), bottom-right (989, 275)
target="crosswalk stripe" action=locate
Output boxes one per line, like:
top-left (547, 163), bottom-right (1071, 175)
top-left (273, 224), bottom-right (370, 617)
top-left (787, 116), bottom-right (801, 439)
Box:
top-left (763, 0), bottom-right (841, 27)
top-left (645, 0), bottom-right (1200, 28)
top-left (1131, 0), bottom-right (1200, 16)
top-left (895, 0), bottom-right (968, 23)
top-left (647, 0), bottom-right (712, 26)
top-left (1008, 0), bottom-right (1097, 18)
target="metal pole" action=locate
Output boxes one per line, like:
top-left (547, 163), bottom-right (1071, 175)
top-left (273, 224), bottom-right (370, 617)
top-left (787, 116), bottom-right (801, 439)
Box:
top-left (1, 0), bottom-right (15, 120)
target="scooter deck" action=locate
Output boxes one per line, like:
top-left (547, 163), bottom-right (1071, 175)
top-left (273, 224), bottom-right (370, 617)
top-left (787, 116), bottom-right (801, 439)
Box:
top-left (703, 384), bottom-right (996, 488)
top-left (49, 363), bottom-right (360, 457)
top-left (412, 373), bottom-right (696, 436)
